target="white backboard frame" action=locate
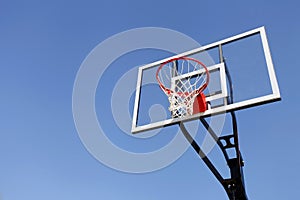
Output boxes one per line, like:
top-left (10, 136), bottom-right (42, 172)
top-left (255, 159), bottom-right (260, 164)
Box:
top-left (131, 27), bottom-right (281, 134)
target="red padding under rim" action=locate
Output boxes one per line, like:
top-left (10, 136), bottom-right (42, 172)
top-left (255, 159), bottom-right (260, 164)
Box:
top-left (193, 92), bottom-right (207, 114)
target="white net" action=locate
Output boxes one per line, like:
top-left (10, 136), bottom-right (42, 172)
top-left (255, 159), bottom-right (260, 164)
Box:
top-left (168, 92), bottom-right (196, 118)
top-left (156, 57), bottom-right (209, 118)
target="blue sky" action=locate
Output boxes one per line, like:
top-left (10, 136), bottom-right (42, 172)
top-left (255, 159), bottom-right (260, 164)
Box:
top-left (0, 0), bottom-right (299, 199)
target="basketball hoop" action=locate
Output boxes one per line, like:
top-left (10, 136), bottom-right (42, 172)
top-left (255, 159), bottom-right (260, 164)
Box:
top-left (156, 57), bottom-right (210, 118)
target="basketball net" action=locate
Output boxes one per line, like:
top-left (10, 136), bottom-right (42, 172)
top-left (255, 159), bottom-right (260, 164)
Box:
top-left (156, 57), bottom-right (210, 118)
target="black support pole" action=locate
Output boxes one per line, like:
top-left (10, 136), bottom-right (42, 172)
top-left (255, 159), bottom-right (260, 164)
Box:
top-left (179, 117), bottom-right (248, 200)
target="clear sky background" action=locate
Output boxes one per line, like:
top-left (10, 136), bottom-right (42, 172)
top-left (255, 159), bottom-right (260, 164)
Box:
top-left (0, 0), bottom-right (299, 199)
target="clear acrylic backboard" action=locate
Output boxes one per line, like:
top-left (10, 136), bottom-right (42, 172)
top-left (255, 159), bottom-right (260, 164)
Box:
top-left (132, 27), bottom-right (280, 134)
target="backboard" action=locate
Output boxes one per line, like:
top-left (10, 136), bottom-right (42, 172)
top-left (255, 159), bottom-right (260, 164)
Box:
top-left (131, 27), bottom-right (280, 134)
